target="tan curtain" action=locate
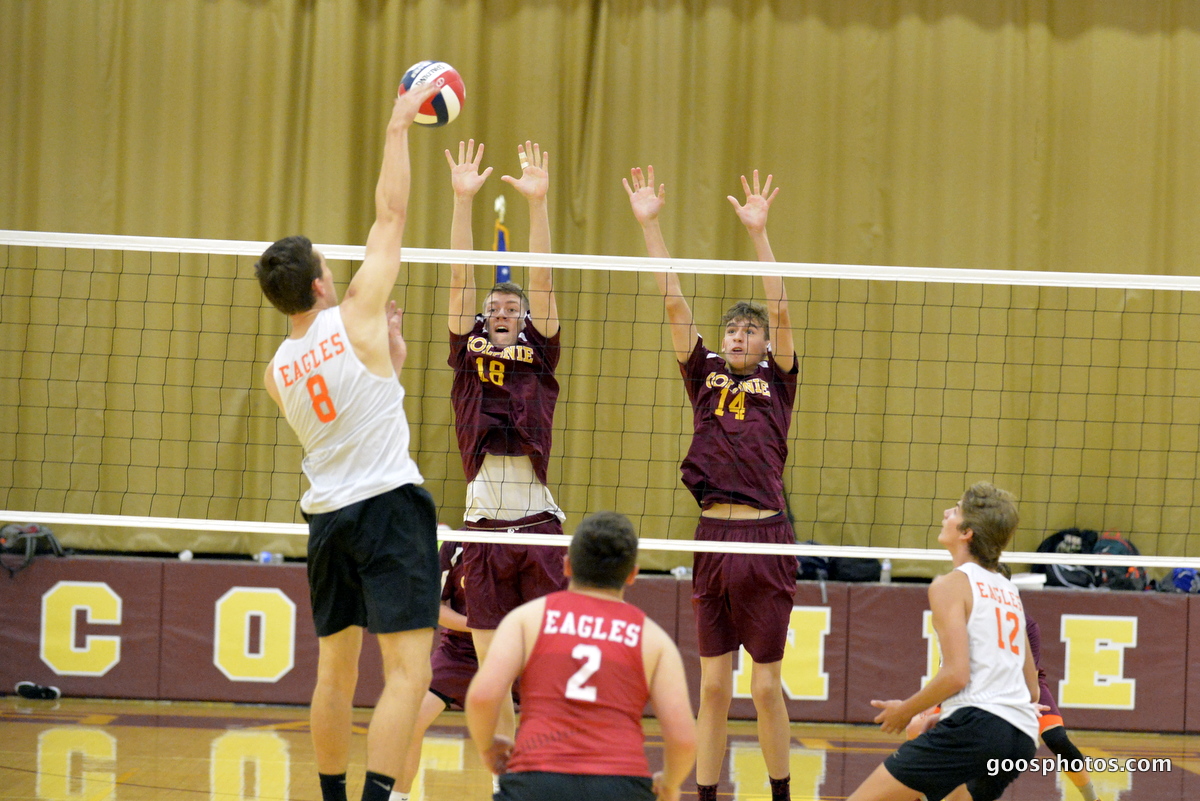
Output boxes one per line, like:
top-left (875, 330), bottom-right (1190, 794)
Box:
top-left (4, 1), bottom-right (1200, 572)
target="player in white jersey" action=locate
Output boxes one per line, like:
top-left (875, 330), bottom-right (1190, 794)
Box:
top-left (847, 482), bottom-right (1039, 801)
top-left (255, 79), bottom-right (443, 801)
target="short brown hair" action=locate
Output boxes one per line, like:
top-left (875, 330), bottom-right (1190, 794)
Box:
top-left (485, 281), bottom-right (529, 314)
top-left (255, 236), bottom-right (322, 315)
top-left (720, 301), bottom-right (770, 340)
top-left (959, 482), bottom-right (1019, 571)
top-left (568, 511), bottom-right (639, 590)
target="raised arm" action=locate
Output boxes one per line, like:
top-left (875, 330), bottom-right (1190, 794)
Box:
top-left (728, 171), bottom-right (794, 368)
top-left (341, 82), bottom-right (438, 327)
top-left (624, 165), bottom-right (696, 362)
top-left (446, 139), bottom-right (493, 336)
top-left (644, 619), bottom-right (697, 801)
top-left (502, 141), bottom-right (558, 336)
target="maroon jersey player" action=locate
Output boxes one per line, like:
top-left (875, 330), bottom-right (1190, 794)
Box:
top-left (625, 167), bottom-right (798, 801)
top-left (397, 540), bottom-right (477, 798)
top-left (446, 139), bottom-right (568, 747)
top-left (466, 511), bottom-right (696, 801)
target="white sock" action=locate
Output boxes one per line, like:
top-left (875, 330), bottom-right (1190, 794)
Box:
top-left (389, 792), bottom-right (409, 801)
top-left (492, 774), bottom-right (501, 793)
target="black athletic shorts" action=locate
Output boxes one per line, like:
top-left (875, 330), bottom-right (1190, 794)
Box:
top-left (884, 706), bottom-right (1037, 801)
top-left (305, 483), bottom-right (440, 637)
top-left (496, 771), bottom-right (654, 801)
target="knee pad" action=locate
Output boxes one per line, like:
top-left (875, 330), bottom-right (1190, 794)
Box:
top-left (1041, 725), bottom-right (1085, 764)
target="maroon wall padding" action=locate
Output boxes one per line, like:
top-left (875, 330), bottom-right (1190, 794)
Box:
top-left (1189, 595), bottom-right (1200, 733)
top-left (677, 581), bottom-right (850, 721)
top-left (1023, 589), bottom-right (1187, 733)
top-left (4, 556), bottom-right (1196, 732)
top-left (0, 556), bottom-right (163, 699)
top-left (159, 561), bottom-right (317, 704)
top-left (159, 560), bottom-right (386, 706)
top-left (844, 583), bottom-right (932, 724)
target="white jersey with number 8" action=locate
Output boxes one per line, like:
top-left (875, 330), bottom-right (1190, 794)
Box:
top-left (273, 306), bottom-right (422, 514)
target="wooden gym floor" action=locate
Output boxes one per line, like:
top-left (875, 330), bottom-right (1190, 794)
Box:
top-left (1, 696), bottom-right (1197, 800)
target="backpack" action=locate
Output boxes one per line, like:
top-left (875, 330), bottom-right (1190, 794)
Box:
top-left (828, 555), bottom-right (882, 582)
top-left (1091, 530), bottom-right (1147, 591)
top-left (1, 523), bottom-right (66, 578)
top-left (1032, 527), bottom-right (1098, 589)
top-left (796, 541), bottom-right (830, 581)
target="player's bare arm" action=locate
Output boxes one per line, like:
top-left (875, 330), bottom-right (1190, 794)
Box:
top-left (1022, 634), bottom-right (1039, 702)
top-left (438, 602), bottom-right (469, 633)
top-left (871, 571), bottom-right (972, 734)
top-left (465, 598), bottom-right (543, 773)
top-left (643, 618), bottom-right (697, 801)
top-left (263, 362), bottom-right (283, 412)
top-left (729, 170), bottom-right (795, 367)
top-left (387, 301), bottom-right (407, 376)
top-left (338, 82), bottom-right (438, 377)
top-left (446, 139), bottom-right (493, 336)
top-left (503, 141), bottom-right (559, 336)
top-left (624, 165), bottom-right (697, 361)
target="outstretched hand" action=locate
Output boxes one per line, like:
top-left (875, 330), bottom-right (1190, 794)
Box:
top-left (871, 699), bottom-right (913, 735)
top-left (501, 141), bottom-right (549, 201)
top-left (623, 165), bottom-right (666, 225)
top-left (727, 169), bottom-right (779, 234)
top-left (444, 139), bottom-right (493, 199)
top-left (393, 80), bottom-right (442, 128)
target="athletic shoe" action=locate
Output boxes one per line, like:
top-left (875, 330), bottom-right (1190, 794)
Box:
top-left (14, 681), bottom-right (60, 700)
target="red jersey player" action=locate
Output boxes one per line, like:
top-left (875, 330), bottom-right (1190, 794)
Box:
top-left (625, 167), bottom-right (798, 801)
top-left (446, 140), bottom-right (569, 746)
top-left (466, 511), bottom-right (696, 801)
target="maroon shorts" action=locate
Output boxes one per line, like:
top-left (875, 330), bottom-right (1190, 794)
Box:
top-left (692, 514), bottom-right (797, 664)
top-left (462, 512), bottom-right (568, 630)
top-left (429, 634), bottom-right (478, 709)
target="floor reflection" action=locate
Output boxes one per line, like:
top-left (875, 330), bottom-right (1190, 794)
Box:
top-left (1, 698), bottom-right (1197, 800)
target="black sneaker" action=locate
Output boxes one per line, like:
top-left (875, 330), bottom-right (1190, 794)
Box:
top-left (14, 681), bottom-right (60, 700)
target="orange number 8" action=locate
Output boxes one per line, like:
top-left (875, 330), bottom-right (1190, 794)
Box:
top-left (306, 374), bottom-right (337, 422)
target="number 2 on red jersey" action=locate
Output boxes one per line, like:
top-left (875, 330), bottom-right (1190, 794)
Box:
top-left (565, 643), bottom-right (601, 702)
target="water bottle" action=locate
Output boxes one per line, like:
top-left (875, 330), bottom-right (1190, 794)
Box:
top-left (881, 558), bottom-right (893, 584)
top-left (255, 551), bottom-right (284, 565)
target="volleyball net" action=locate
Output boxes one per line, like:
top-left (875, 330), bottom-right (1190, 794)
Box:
top-left (4, 230), bottom-right (1200, 576)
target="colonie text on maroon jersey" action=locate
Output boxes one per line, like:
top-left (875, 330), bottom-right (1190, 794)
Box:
top-left (679, 337), bottom-right (799, 511)
top-left (449, 314), bottom-right (561, 484)
top-left (506, 590), bottom-right (651, 777)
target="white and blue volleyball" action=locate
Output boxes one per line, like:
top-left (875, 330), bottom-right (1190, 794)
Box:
top-left (399, 61), bottom-right (465, 127)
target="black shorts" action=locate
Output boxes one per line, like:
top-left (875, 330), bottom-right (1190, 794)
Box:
top-left (306, 484), bottom-right (440, 637)
top-left (496, 772), bottom-right (653, 801)
top-left (884, 707), bottom-right (1037, 801)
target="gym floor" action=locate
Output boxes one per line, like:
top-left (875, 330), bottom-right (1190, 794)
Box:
top-left (1, 697), bottom-right (1196, 800)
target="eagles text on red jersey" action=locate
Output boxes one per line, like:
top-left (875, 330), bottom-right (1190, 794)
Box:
top-left (542, 609), bottom-right (642, 647)
top-left (278, 333), bottom-right (347, 387)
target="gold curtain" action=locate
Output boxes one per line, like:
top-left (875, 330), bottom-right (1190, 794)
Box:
top-left (4, 1), bottom-right (1200, 572)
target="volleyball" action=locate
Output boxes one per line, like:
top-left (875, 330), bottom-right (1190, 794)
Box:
top-left (399, 60), bottom-right (465, 127)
